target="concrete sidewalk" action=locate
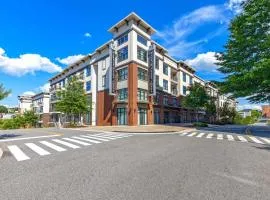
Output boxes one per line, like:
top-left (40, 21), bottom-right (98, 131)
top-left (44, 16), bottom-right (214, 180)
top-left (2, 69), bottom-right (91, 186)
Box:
top-left (75, 124), bottom-right (193, 133)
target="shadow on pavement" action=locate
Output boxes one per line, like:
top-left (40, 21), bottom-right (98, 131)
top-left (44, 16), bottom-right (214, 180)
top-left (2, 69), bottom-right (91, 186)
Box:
top-left (0, 134), bottom-right (22, 140)
top-left (253, 145), bottom-right (270, 152)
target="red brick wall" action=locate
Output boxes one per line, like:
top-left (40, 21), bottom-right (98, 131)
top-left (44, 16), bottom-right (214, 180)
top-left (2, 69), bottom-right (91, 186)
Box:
top-left (262, 105), bottom-right (270, 118)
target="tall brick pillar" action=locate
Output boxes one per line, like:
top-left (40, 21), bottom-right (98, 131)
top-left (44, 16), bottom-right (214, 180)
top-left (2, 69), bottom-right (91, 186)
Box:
top-left (128, 63), bottom-right (138, 126)
top-left (147, 96), bottom-right (154, 124)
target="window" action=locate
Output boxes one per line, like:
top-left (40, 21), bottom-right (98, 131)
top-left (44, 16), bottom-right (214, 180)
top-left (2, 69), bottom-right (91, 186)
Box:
top-left (117, 67), bottom-right (128, 81)
top-left (137, 89), bottom-right (148, 101)
top-left (117, 34), bottom-right (128, 46)
top-left (86, 66), bottom-right (91, 77)
top-left (137, 34), bottom-right (147, 46)
top-left (117, 46), bottom-right (128, 62)
top-left (137, 46), bottom-right (147, 62)
top-left (62, 79), bottom-right (65, 87)
top-left (156, 58), bottom-right (159, 69)
top-left (172, 98), bottom-right (178, 107)
top-left (86, 81), bottom-right (91, 91)
top-left (138, 67), bottom-right (147, 81)
top-left (189, 76), bottom-right (193, 84)
top-left (155, 75), bottom-right (159, 86)
top-left (163, 79), bottom-right (168, 91)
top-left (118, 88), bottom-right (128, 101)
top-left (183, 72), bottom-right (186, 82)
top-left (163, 96), bottom-right (168, 105)
top-left (163, 63), bottom-right (168, 75)
top-left (117, 108), bottom-right (127, 125)
top-left (183, 86), bottom-right (187, 95)
top-left (102, 75), bottom-right (106, 87)
top-left (154, 93), bottom-right (160, 104)
top-left (102, 60), bottom-right (106, 70)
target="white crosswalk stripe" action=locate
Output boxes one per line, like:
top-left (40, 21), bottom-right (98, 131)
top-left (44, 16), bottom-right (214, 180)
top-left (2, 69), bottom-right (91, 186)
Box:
top-left (63, 138), bottom-right (91, 146)
top-left (196, 133), bottom-right (205, 138)
top-left (206, 133), bottom-right (214, 139)
top-left (237, 136), bottom-right (248, 142)
top-left (90, 134), bottom-right (117, 140)
top-left (260, 137), bottom-right (270, 144)
top-left (248, 136), bottom-right (264, 144)
top-left (40, 141), bottom-right (67, 152)
top-left (25, 143), bottom-right (50, 156)
top-left (180, 132), bottom-right (189, 136)
top-left (8, 145), bottom-right (30, 161)
top-left (187, 132), bottom-right (197, 137)
top-left (217, 134), bottom-right (223, 140)
top-left (82, 135), bottom-right (110, 142)
top-left (72, 136), bottom-right (101, 144)
top-left (227, 135), bottom-right (235, 141)
top-left (103, 133), bottom-right (131, 137)
top-left (94, 133), bottom-right (127, 138)
top-left (52, 139), bottom-right (80, 149)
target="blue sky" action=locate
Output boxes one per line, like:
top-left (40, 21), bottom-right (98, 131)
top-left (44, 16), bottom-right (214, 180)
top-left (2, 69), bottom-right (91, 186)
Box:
top-left (0, 0), bottom-right (260, 110)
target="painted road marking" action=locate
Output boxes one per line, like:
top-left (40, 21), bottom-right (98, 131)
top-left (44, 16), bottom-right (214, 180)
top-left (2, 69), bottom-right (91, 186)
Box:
top-left (238, 136), bottom-right (248, 142)
top-left (91, 134), bottom-right (117, 140)
top-left (217, 134), bottom-right (223, 140)
top-left (63, 138), bottom-right (91, 146)
top-left (227, 135), bottom-right (235, 141)
top-left (187, 132), bottom-right (197, 137)
top-left (52, 139), bottom-right (80, 149)
top-left (248, 136), bottom-right (264, 144)
top-left (260, 137), bottom-right (270, 144)
top-left (206, 133), bottom-right (214, 139)
top-left (94, 133), bottom-right (127, 138)
top-left (196, 133), bottom-right (205, 138)
top-left (8, 145), bottom-right (30, 161)
top-left (180, 132), bottom-right (189, 136)
top-left (72, 136), bottom-right (101, 144)
top-left (40, 141), bottom-right (67, 152)
top-left (0, 135), bottom-right (60, 143)
top-left (25, 143), bottom-right (50, 156)
top-left (83, 135), bottom-right (110, 142)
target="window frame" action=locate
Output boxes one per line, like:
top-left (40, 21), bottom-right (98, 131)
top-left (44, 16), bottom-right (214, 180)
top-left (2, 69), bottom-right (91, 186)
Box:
top-left (163, 79), bottom-right (168, 91)
top-left (137, 34), bottom-right (147, 46)
top-left (137, 46), bottom-right (147, 62)
top-left (138, 67), bottom-right (148, 81)
top-left (117, 46), bottom-right (128, 63)
top-left (117, 67), bottom-right (128, 81)
top-left (117, 34), bottom-right (128, 46)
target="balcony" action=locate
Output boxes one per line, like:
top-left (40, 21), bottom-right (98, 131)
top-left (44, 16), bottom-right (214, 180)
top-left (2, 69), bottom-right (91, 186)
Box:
top-left (171, 70), bottom-right (178, 82)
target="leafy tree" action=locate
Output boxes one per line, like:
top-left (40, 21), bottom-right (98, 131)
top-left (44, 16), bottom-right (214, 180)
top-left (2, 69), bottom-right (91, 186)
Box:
top-left (182, 83), bottom-right (210, 121)
top-left (56, 77), bottom-right (90, 124)
top-left (0, 83), bottom-right (11, 101)
top-left (219, 102), bottom-right (237, 124)
top-left (216, 0), bottom-right (270, 103)
top-left (23, 111), bottom-right (38, 127)
top-left (0, 105), bottom-right (8, 113)
top-left (205, 97), bottom-right (217, 124)
top-left (251, 110), bottom-right (261, 120)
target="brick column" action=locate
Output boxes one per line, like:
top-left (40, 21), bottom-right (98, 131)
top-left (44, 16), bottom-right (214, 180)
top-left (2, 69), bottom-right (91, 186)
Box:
top-left (147, 96), bottom-right (154, 124)
top-left (128, 62), bottom-right (138, 126)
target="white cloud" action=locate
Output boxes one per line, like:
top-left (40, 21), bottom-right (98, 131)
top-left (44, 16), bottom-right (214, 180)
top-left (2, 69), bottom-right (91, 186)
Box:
top-left (185, 52), bottom-right (221, 73)
top-left (226, 0), bottom-right (247, 13)
top-left (22, 91), bottom-right (35, 96)
top-left (0, 47), bottom-right (62, 77)
top-left (155, 5), bottom-right (229, 59)
top-left (56, 54), bottom-right (85, 65)
top-left (84, 32), bottom-right (91, 38)
top-left (39, 83), bottom-right (50, 93)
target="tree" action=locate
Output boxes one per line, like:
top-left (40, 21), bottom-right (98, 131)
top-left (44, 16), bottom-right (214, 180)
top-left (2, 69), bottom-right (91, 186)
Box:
top-left (205, 97), bottom-right (217, 124)
top-left (182, 83), bottom-right (210, 121)
top-left (251, 110), bottom-right (262, 120)
top-left (56, 77), bottom-right (90, 125)
top-left (0, 83), bottom-right (11, 101)
top-left (216, 0), bottom-right (270, 103)
top-left (0, 105), bottom-right (8, 113)
top-left (23, 111), bottom-right (38, 127)
top-left (219, 102), bottom-right (237, 124)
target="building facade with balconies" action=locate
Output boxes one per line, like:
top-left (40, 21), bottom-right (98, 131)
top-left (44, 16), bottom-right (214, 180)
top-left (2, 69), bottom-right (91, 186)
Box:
top-left (48, 12), bottom-right (236, 126)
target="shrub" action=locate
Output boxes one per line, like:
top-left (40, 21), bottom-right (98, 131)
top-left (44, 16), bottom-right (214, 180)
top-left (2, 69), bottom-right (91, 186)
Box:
top-left (193, 122), bottom-right (208, 127)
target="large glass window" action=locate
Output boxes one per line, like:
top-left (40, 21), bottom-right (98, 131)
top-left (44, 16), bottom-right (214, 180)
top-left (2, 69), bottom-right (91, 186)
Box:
top-left (183, 72), bottom-right (187, 82)
top-left (137, 89), bottom-right (148, 101)
top-left (156, 58), bottom-right (159, 69)
top-left (102, 75), bottom-right (106, 87)
top-left (117, 34), bottom-right (128, 46)
top-left (163, 96), bottom-right (168, 105)
top-left (163, 79), bottom-right (168, 91)
top-left (117, 108), bottom-right (127, 125)
top-left (137, 46), bottom-right (147, 62)
top-left (118, 88), bottom-right (128, 101)
top-left (189, 76), bottom-right (193, 84)
top-left (183, 86), bottom-right (187, 95)
top-left (138, 67), bottom-right (147, 81)
top-left (86, 66), bottom-right (91, 77)
top-left (117, 67), bottom-right (128, 81)
top-left (117, 46), bottom-right (128, 62)
top-left (137, 34), bottom-right (147, 46)
top-left (86, 81), bottom-right (91, 91)
top-left (156, 75), bottom-right (159, 86)
top-left (163, 63), bottom-right (168, 75)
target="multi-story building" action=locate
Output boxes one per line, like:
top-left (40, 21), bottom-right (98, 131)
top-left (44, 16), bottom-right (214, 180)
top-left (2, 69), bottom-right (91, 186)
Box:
top-left (49, 12), bottom-right (236, 126)
top-left (262, 105), bottom-right (270, 118)
top-left (18, 95), bottom-right (33, 114)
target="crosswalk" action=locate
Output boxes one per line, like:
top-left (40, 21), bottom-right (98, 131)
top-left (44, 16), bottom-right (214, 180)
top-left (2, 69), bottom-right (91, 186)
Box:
top-left (3, 133), bottom-right (133, 162)
top-left (179, 131), bottom-right (270, 145)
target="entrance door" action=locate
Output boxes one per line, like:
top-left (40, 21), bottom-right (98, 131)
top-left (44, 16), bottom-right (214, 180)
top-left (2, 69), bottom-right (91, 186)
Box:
top-left (164, 111), bottom-right (169, 124)
top-left (117, 108), bottom-right (127, 125)
top-left (138, 108), bottom-right (147, 125)
top-left (154, 109), bottom-right (160, 124)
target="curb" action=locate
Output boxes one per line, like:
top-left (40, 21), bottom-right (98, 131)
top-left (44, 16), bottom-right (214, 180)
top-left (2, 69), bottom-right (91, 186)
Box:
top-left (111, 128), bottom-right (195, 134)
top-left (0, 148), bottom-right (3, 159)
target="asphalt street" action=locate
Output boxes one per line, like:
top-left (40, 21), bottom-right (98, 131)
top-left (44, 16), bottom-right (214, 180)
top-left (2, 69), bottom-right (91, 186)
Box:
top-left (0, 127), bottom-right (270, 200)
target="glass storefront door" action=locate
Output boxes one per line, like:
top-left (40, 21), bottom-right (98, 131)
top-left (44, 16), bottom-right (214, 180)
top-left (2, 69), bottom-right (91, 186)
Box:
top-left (138, 108), bottom-right (147, 125)
top-left (117, 108), bottom-right (127, 125)
top-left (154, 109), bottom-right (160, 124)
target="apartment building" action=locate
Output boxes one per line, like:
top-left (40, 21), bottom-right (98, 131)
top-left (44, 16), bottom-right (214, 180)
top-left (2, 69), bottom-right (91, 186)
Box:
top-left (18, 92), bottom-right (51, 126)
top-left (49, 12), bottom-right (236, 126)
